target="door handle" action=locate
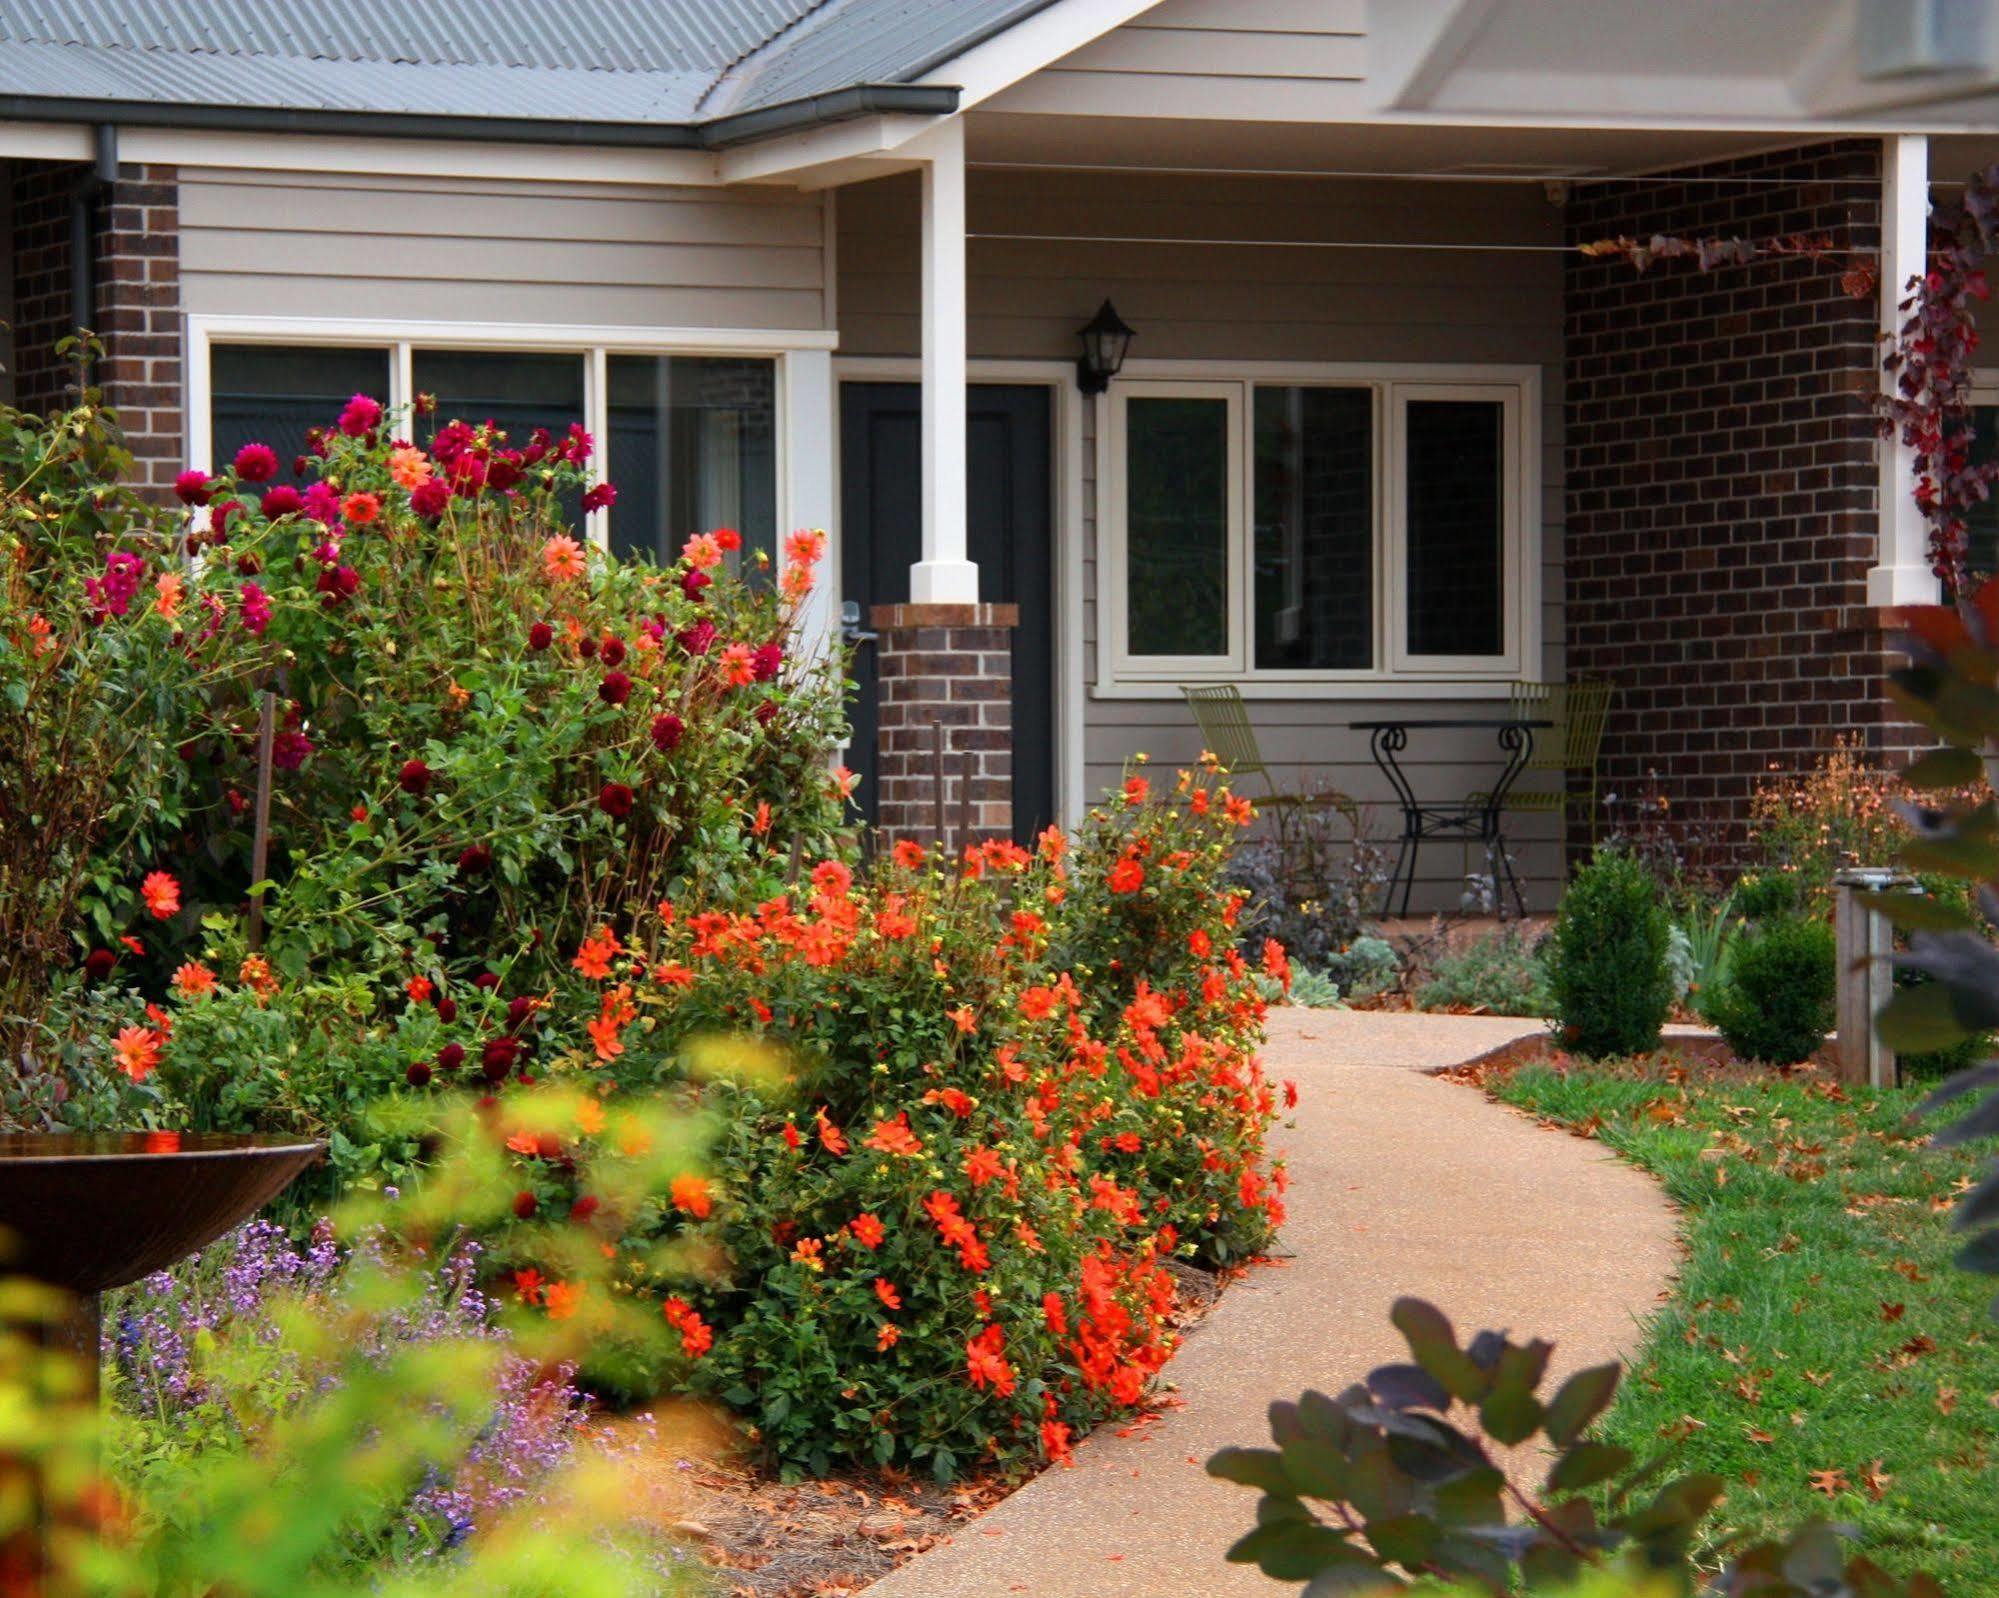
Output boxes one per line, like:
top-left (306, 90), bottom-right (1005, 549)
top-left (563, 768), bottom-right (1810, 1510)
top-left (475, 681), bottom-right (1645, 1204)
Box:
top-left (839, 599), bottom-right (879, 648)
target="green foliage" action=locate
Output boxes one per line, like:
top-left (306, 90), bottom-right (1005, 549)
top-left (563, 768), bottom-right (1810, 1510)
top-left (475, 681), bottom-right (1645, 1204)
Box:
top-left (1208, 1296), bottom-right (1939, 1596)
top-left (1667, 891), bottom-right (1739, 1014)
top-left (1284, 966), bottom-right (1344, 1009)
top-left (1417, 926), bottom-right (1551, 1017)
top-left (14, 1089), bottom-right (697, 1595)
top-left (1323, 934), bottom-right (1399, 1002)
top-left (1548, 852), bottom-right (1672, 1058)
top-left (1730, 873), bottom-right (1797, 923)
top-left (1702, 917), bottom-right (1835, 1066)
top-left (1488, 1058), bottom-right (1987, 1591)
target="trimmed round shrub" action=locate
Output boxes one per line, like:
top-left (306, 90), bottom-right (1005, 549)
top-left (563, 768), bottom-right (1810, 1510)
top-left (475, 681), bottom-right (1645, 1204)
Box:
top-left (1548, 850), bottom-right (1672, 1058)
top-left (1706, 916), bottom-right (1835, 1066)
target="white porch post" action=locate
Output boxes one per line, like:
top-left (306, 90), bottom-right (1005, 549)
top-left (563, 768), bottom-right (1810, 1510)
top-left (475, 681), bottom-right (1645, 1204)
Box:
top-left (911, 118), bottom-right (978, 603)
top-left (1870, 133), bottom-right (1939, 607)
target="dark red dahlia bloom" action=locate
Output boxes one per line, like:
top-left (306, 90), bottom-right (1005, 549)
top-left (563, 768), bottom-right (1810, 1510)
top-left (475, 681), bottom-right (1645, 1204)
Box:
top-left (600, 636), bottom-right (626, 667)
top-left (569, 1195), bottom-right (600, 1223)
top-left (399, 758), bottom-right (432, 795)
top-left (678, 618), bottom-right (716, 655)
top-left (437, 1042), bottom-right (465, 1070)
top-left (598, 782), bottom-right (635, 819)
top-left (506, 996), bottom-right (534, 1031)
top-left (577, 636), bottom-right (598, 660)
top-left (272, 729), bottom-right (314, 770)
top-left (410, 478), bottom-right (451, 520)
top-left (405, 1061), bottom-right (433, 1088)
top-left (752, 642), bottom-right (783, 681)
top-left (483, 1036), bottom-right (520, 1080)
top-left (456, 844), bottom-right (493, 875)
top-left (234, 552), bottom-right (262, 576)
top-left (175, 469), bottom-right (212, 506)
top-left (437, 997), bottom-right (459, 1024)
top-left (84, 948), bottom-right (116, 982)
top-left (316, 565), bottom-right (360, 606)
top-left (598, 670), bottom-right (632, 706)
top-left (528, 620), bottom-right (554, 651)
top-left (260, 484), bottom-right (303, 518)
top-left (754, 698), bottom-right (778, 728)
top-left (679, 568), bottom-right (711, 602)
top-left (487, 451), bottom-right (524, 492)
top-left (512, 1190), bottom-right (538, 1219)
top-left (650, 712), bottom-right (684, 753)
top-left (233, 442), bottom-right (278, 482)
top-left (473, 971), bottom-right (501, 991)
top-left (581, 482), bottom-right (617, 514)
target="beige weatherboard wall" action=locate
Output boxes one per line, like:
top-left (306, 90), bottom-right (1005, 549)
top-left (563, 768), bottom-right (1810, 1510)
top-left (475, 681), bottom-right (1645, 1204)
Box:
top-left (837, 164), bottom-right (1566, 910)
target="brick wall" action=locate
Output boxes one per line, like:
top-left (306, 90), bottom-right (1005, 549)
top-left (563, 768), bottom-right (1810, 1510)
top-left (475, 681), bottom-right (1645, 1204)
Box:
top-left (867, 603), bottom-right (1016, 848)
top-left (7, 158), bottom-right (183, 499)
top-left (1564, 141), bottom-right (1921, 861)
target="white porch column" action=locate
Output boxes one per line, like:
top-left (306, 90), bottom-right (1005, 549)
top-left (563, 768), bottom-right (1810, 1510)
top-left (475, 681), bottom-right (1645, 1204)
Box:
top-left (1870, 133), bottom-right (1940, 607)
top-left (783, 346), bottom-right (837, 656)
top-left (911, 118), bottom-right (978, 603)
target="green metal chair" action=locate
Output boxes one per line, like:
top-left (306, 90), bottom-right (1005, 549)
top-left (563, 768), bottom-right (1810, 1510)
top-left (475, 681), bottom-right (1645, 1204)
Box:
top-left (1471, 678), bottom-right (1614, 843)
top-left (1180, 685), bottom-right (1334, 814)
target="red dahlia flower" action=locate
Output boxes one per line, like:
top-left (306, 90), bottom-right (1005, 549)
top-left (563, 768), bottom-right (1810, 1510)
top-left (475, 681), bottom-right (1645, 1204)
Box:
top-left (600, 636), bottom-right (626, 667)
top-left (437, 1042), bottom-right (465, 1070)
top-left (598, 782), bottom-right (635, 819)
top-left (174, 469), bottom-right (212, 506)
top-left (398, 759), bottom-right (432, 795)
top-left (752, 642), bottom-right (783, 681)
top-left (232, 442), bottom-right (278, 482)
top-left (581, 482), bottom-right (617, 514)
top-left (483, 1037), bottom-right (520, 1081)
top-left (650, 712), bottom-right (684, 752)
top-left (409, 478), bottom-right (450, 519)
top-left (598, 670), bottom-right (632, 706)
top-left (528, 620), bottom-right (554, 651)
top-left (260, 484), bottom-right (302, 517)
top-left (511, 1190), bottom-right (537, 1219)
top-left (406, 1062), bottom-right (432, 1088)
top-left (83, 948), bottom-right (116, 982)
top-left (338, 393), bottom-right (383, 437)
top-left (456, 844), bottom-right (493, 875)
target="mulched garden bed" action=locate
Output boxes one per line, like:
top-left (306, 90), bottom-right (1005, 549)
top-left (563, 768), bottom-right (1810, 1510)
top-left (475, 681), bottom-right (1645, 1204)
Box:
top-left (1434, 1029), bottom-right (1838, 1089)
top-left (609, 1258), bottom-right (1228, 1597)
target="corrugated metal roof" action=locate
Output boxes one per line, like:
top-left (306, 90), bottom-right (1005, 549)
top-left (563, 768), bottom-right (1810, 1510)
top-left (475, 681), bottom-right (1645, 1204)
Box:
top-left (0, 0), bottom-right (1072, 133)
top-left (714, 0), bottom-right (1062, 113)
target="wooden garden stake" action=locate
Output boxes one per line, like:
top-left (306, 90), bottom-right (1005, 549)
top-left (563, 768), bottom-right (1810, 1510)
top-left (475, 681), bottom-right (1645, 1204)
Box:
top-left (930, 716), bottom-right (947, 847)
top-left (957, 747), bottom-right (975, 857)
top-left (247, 689), bottom-right (276, 953)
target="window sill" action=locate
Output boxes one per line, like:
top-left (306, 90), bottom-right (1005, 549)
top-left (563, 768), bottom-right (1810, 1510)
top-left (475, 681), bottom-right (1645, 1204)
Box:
top-left (1090, 678), bottom-right (1519, 702)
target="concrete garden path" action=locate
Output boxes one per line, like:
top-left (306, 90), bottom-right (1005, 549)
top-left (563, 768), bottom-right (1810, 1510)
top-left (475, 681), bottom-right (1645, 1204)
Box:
top-left (868, 1008), bottom-right (1678, 1598)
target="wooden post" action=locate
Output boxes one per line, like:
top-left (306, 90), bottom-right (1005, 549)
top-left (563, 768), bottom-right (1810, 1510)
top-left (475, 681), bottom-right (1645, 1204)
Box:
top-left (1834, 867), bottom-right (1915, 1089)
top-left (246, 689), bottom-right (277, 953)
top-left (930, 716), bottom-right (947, 847)
top-left (957, 747), bottom-right (975, 857)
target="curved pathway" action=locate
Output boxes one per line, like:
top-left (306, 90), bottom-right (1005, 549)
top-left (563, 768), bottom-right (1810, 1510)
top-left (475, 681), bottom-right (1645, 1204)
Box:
top-left (869, 1008), bottom-right (1678, 1598)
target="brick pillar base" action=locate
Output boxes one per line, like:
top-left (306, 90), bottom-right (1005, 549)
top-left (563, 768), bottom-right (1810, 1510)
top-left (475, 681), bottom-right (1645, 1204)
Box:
top-left (868, 603), bottom-right (1017, 849)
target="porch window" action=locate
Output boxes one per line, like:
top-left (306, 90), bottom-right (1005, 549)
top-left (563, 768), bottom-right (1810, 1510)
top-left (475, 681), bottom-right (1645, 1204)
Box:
top-left (203, 340), bottom-right (780, 566)
top-left (1106, 370), bottom-right (1530, 686)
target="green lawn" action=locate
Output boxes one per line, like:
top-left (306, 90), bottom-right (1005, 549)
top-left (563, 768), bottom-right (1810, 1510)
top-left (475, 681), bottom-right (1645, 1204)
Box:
top-left (1483, 1057), bottom-right (1999, 1592)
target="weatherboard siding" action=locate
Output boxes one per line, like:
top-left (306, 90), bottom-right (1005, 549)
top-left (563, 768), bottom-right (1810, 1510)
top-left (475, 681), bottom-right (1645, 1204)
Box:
top-left (839, 168), bottom-right (1566, 909)
top-left (177, 168), bottom-right (829, 330)
top-left (987, 0), bottom-right (1373, 122)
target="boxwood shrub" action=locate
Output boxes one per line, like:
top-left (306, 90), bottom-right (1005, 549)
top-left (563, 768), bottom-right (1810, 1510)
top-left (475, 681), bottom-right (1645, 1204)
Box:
top-left (1548, 850), bottom-right (1672, 1058)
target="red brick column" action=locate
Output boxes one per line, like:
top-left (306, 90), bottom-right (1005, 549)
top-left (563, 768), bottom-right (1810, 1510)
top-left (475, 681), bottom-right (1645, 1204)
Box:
top-left (868, 603), bottom-right (1017, 848)
top-left (6, 158), bottom-right (182, 500)
top-left (1563, 140), bottom-right (1922, 863)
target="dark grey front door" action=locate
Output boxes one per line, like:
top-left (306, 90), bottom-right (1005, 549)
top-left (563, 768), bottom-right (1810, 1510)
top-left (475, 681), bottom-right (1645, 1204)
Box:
top-left (838, 382), bottom-right (1055, 845)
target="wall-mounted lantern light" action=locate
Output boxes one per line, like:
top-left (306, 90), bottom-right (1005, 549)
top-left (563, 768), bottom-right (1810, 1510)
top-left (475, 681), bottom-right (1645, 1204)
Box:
top-left (1075, 299), bottom-right (1134, 395)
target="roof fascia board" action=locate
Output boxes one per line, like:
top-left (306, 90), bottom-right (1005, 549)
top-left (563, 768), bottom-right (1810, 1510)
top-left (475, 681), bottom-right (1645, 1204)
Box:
top-left (119, 126), bottom-right (718, 185)
top-left (910, 0), bottom-right (1168, 112)
top-left (0, 83), bottom-right (956, 158)
top-left (716, 111), bottom-right (940, 185)
top-left (0, 119), bottom-right (92, 160)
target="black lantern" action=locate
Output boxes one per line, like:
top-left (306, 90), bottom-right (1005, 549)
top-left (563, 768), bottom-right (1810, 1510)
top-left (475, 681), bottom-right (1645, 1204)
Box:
top-left (1075, 299), bottom-right (1134, 395)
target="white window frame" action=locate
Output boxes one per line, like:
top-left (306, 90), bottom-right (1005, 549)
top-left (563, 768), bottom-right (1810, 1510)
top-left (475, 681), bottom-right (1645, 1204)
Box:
top-left (1106, 378), bottom-right (1246, 676)
top-left (184, 314), bottom-right (841, 651)
top-left (1097, 359), bottom-right (1540, 696)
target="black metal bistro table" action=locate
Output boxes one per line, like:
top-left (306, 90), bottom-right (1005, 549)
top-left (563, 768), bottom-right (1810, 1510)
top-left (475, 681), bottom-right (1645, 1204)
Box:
top-left (1350, 718), bottom-right (1552, 920)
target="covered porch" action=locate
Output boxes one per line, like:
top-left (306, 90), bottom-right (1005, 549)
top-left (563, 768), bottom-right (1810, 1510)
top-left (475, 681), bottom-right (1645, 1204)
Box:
top-left (825, 107), bottom-right (1976, 911)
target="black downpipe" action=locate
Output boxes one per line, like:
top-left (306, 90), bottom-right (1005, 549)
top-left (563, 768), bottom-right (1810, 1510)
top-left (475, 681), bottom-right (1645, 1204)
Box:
top-left (67, 124), bottom-right (117, 351)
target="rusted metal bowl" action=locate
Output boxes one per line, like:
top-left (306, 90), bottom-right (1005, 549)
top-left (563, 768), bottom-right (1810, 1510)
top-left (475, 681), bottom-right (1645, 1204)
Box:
top-left (0, 1131), bottom-right (324, 1293)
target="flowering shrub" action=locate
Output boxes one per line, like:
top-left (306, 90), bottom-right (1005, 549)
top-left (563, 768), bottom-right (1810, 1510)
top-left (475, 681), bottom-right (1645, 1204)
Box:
top-left (12, 391), bottom-right (846, 1190)
top-left (464, 766), bottom-right (1288, 1479)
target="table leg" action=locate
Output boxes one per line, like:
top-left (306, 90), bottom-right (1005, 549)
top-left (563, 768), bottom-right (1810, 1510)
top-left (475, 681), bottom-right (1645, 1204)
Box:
top-left (1366, 726), bottom-right (1421, 918)
top-left (1483, 724), bottom-right (1537, 920)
